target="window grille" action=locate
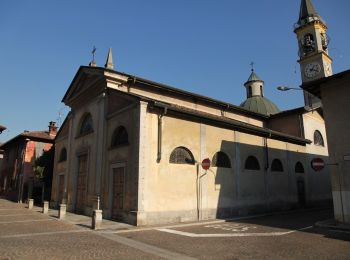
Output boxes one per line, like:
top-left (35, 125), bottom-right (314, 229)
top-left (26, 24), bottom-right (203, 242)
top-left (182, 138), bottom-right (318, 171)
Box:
top-left (59, 148), bottom-right (67, 162)
top-left (169, 147), bottom-right (195, 165)
top-left (245, 156), bottom-right (260, 170)
top-left (295, 162), bottom-right (304, 173)
top-left (111, 126), bottom-right (129, 147)
top-left (212, 152), bottom-right (231, 168)
top-left (271, 158), bottom-right (283, 172)
top-left (79, 114), bottom-right (93, 135)
top-left (314, 130), bottom-right (324, 146)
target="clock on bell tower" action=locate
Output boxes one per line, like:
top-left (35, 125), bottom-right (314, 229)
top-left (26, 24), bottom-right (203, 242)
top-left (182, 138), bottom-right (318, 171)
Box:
top-left (294, 0), bottom-right (333, 108)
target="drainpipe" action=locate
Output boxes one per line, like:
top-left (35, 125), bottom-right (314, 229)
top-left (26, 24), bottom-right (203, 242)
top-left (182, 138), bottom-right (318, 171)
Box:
top-left (264, 136), bottom-right (270, 207)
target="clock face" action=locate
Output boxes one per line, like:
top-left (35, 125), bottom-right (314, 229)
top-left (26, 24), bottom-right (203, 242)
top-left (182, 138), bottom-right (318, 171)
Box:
top-left (325, 62), bottom-right (332, 76)
top-left (304, 62), bottom-right (321, 78)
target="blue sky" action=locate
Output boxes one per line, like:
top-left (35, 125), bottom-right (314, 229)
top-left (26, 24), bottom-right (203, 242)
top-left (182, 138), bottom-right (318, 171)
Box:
top-left (1, 0), bottom-right (349, 143)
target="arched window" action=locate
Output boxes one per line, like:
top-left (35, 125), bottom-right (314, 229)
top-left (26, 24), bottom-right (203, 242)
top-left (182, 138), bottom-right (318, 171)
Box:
top-left (169, 147), bottom-right (195, 165)
top-left (59, 148), bottom-right (67, 162)
top-left (271, 159), bottom-right (283, 172)
top-left (79, 113), bottom-right (93, 135)
top-left (248, 86), bottom-right (252, 97)
top-left (314, 130), bottom-right (324, 146)
top-left (111, 126), bottom-right (129, 147)
top-left (295, 162), bottom-right (305, 173)
top-left (212, 151), bottom-right (231, 168)
top-left (245, 156), bottom-right (260, 170)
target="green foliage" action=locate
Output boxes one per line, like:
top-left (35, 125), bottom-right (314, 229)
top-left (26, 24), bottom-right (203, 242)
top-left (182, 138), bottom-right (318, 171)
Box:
top-left (34, 146), bottom-right (55, 185)
top-left (34, 166), bottom-right (45, 179)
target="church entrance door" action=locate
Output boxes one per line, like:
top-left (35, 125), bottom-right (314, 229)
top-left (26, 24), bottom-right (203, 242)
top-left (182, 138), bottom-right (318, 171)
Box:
top-left (76, 154), bottom-right (88, 213)
top-left (111, 166), bottom-right (125, 220)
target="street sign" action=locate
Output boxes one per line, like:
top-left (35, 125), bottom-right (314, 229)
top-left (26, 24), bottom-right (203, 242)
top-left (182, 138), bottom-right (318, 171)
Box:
top-left (311, 158), bottom-right (325, 171)
top-left (202, 158), bottom-right (211, 170)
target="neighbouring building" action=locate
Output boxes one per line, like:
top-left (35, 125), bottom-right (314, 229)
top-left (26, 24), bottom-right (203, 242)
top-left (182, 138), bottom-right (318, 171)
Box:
top-left (0, 125), bottom-right (7, 180)
top-left (302, 70), bottom-right (350, 225)
top-left (295, 0), bottom-right (350, 226)
top-left (0, 122), bottom-right (57, 202)
top-left (50, 0), bottom-right (332, 226)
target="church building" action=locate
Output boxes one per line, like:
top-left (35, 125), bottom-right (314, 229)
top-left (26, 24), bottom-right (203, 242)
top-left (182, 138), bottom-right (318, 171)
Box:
top-left (51, 0), bottom-right (332, 225)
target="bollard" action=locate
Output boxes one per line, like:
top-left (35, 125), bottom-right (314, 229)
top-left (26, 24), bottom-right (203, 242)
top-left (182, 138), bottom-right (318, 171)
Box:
top-left (92, 209), bottom-right (103, 230)
top-left (28, 199), bottom-right (34, 209)
top-left (58, 204), bottom-right (66, 219)
top-left (42, 201), bottom-right (49, 214)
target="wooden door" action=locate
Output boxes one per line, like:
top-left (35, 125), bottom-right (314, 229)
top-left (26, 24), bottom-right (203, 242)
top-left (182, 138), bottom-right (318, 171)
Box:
top-left (58, 175), bottom-right (65, 203)
top-left (76, 154), bottom-right (88, 213)
top-left (111, 167), bottom-right (125, 220)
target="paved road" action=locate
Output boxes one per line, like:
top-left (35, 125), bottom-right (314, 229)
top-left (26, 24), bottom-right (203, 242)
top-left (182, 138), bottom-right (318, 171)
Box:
top-left (0, 199), bottom-right (349, 259)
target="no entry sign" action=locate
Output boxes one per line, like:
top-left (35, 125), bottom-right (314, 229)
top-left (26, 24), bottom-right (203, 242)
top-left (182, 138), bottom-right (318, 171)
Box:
top-left (311, 158), bottom-right (325, 171)
top-left (202, 158), bottom-right (211, 170)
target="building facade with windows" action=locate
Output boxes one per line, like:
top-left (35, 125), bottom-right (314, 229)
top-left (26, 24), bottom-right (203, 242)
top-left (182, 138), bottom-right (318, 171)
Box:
top-left (0, 122), bottom-right (57, 202)
top-left (51, 0), bottom-right (332, 225)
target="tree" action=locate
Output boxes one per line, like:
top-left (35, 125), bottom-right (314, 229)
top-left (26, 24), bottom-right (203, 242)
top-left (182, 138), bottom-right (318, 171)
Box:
top-left (34, 146), bottom-right (55, 200)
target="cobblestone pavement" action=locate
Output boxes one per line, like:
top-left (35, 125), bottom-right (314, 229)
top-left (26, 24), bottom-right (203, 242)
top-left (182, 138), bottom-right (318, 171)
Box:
top-left (1, 199), bottom-right (350, 259)
top-left (0, 199), bottom-right (191, 260)
top-left (116, 209), bottom-right (350, 259)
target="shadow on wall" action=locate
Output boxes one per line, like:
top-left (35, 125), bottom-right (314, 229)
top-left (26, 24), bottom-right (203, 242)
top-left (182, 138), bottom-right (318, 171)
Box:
top-left (212, 140), bottom-right (332, 219)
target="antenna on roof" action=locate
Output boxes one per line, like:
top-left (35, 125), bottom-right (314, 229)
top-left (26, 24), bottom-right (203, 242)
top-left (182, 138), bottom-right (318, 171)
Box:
top-left (56, 107), bottom-right (66, 128)
top-left (89, 46), bottom-right (97, 67)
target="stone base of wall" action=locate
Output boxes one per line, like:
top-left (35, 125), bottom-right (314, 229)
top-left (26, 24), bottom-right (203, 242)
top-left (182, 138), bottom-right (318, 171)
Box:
top-left (58, 198), bottom-right (333, 226)
top-left (135, 199), bottom-right (333, 226)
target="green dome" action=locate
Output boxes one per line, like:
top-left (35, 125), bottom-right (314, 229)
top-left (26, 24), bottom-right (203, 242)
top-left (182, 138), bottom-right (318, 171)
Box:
top-left (240, 96), bottom-right (280, 116)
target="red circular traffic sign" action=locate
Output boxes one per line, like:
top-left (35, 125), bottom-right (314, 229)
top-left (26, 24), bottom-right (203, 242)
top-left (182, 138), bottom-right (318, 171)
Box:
top-left (311, 157), bottom-right (325, 171)
top-left (202, 158), bottom-right (211, 170)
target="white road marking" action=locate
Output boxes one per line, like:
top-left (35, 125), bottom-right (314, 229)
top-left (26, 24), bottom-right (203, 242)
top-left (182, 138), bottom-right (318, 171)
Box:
top-left (156, 226), bottom-right (313, 238)
top-left (97, 232), bottom-right (197, 260)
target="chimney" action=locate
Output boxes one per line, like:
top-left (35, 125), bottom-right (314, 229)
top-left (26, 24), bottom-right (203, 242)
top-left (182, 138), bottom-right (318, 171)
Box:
top-left (48, 121), bottom-right (58, 136)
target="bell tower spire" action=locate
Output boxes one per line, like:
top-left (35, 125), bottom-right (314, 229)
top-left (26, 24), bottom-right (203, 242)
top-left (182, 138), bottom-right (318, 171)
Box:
top-left (294, 0), bottom-right (332, 107)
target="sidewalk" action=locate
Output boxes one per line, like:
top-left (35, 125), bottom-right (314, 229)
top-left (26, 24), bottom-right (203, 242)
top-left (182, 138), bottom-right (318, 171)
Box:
top-left (44, 207), bottom-right (134, 231)
top-left (315, 219), bottom-right (350, 231)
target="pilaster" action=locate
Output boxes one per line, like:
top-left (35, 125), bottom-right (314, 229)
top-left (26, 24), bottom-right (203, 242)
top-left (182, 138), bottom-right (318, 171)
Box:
top-left (136, 101), bottom-right (149, 225)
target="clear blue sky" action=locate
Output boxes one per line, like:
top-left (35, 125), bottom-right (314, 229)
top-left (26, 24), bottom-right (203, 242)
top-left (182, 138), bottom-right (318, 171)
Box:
top-left (1, 0), bottom-right (349, 143)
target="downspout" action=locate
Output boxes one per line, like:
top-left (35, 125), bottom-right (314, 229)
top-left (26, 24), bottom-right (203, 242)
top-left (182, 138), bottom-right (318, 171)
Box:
top-left (299, 114), bottom-right (305, 138)
top-left (157, 107), bottom-right (167, 163)
top-left (264, 134), bottom-right (270, 207)
top-left (264, 136), bottom-right (269, 170)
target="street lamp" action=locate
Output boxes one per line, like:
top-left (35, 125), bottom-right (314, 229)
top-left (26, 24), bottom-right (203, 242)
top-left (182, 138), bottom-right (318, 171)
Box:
top-left (276, 86), bottom-right (303, 91)
top-left (277, 85), bottom-right (318, 111)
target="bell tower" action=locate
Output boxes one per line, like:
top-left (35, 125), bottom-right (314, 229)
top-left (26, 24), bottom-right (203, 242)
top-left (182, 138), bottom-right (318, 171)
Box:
top-left (294, 0), bottom-right (332, 107)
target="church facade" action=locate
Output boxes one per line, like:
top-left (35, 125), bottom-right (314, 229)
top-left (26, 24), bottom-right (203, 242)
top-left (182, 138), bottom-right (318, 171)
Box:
top-left (50, 0), bottom-right (332, 225)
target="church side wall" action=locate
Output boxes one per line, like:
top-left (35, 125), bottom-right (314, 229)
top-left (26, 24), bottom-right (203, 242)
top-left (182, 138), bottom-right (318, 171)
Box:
top-left (139, 110), bottom-right (331, 225)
